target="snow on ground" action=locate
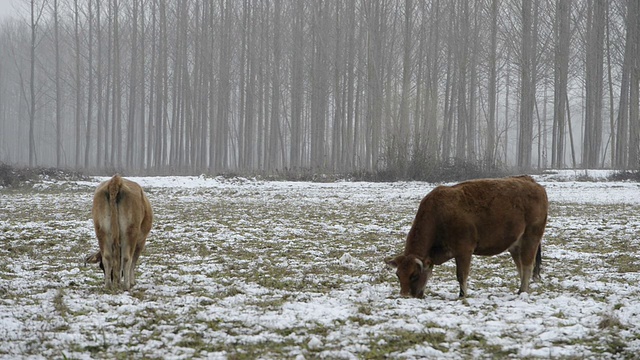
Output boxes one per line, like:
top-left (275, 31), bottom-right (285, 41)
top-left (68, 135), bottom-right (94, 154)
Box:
top-left (1, 173), bottom-right (639, 358)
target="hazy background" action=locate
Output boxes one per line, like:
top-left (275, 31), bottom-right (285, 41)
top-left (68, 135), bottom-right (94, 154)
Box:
top-left (0, 0), bottom-right (638, 178)
top-left (0, 0), bottom-right (19, 19)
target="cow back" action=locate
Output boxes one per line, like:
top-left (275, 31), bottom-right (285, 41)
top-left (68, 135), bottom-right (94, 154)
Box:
top-left (405, 175), bottom-right (548, 259)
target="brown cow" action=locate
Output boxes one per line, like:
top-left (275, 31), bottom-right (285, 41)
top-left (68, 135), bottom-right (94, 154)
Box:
top-left (85, 175), bottom-right (153, 291)
top-left (386, 175), bottom-right (548, 298)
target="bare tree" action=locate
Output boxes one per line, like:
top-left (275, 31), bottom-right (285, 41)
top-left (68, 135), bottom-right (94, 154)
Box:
top-left (213, 0), bottom-right (232, 171)
top-left (455, 0), bottom-right (470, 162)
top-left (268, 0), bottom-right (283, 171)
top-left (96, 0), bottom-right (105, 168)
top-left (553, 0), bottom-right (571, 168)
top-left (84, 0), bottom-right (94, 168)
top-left (290, 0), bottom-right (304, 169)
top-left (394, 0), bottom-right (413, 173)
top-left (310, 1), bottom-right (329, 170)
top-left (26, 0), bottom-right (46, 166)
top-left (440, 2), bottom-right (456, 162)
top-left (73, 0), bottom-right (83, 168)
top-left (583, 0), bottom-right (606, 168)
top-left (153, 0), bottom-right (168, 169)
top-left (423, 0), bottom-right (440, 158)
top-left (517, 0), bottom-right (537, 171)
top-left (628, 0), bottom-right (640, 169)
top-left (125, 0), bottom-right (140, 170)
top-left (485, 0), bottom-right (500, 167)
top-left (53, 0), bottom-right (62, 167)
top-left (364, 0), bottom-right (385, 171)
top-left (614, 0), bottom-right (636, 169)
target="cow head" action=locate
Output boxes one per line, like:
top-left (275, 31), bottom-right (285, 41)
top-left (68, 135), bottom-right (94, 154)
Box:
top-left (85, 251), bottom-right (122, 283)
top-left (84, 251), bottom-right (105, 274)
top-left (386, 255), bottom-right (433, 298)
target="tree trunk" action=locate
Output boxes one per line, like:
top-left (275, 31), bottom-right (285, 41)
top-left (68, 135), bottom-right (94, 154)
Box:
top-left (126, 0), bottom-right (139, 170)
top-left (213, 0), bottom-right (231, 171)
top-left (290, 0), bottom-right (304, 169)
top-left (583, 0), bottom-right (605, 168)
top-left (269, 0), bottom-right (282, 171)
top-left (486, 0), bottom-right (499, 167)
top-left (74, 0), bottom-right (83, 169)
top-left (84, 0), bottom-right (94, 168)
top-left (455, 0), bottom-right (469, 162)
top-left (28, 0), bottom-right (39, 167)
top-left (517, 0), bottom-right (535, 171)
top-left (397, 0), bottom-right (413, 174)
top-left (96, 0), bottom-right (104, 168)
top-left (553, 0), bottom-right (570, 168)
top-left (627, 0), bottom-right (640, 169)
top-left (53, 0), bottom-right (62, 168)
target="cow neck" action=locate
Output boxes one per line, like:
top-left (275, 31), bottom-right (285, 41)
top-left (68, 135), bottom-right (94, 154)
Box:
top-left (403, 223), bottom-right (434, 261)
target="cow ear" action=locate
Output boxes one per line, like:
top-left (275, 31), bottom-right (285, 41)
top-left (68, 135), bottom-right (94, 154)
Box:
top-left (423, 258), bottom-right (434, 269)
top-left (385, 257), bottom-right (399, 268)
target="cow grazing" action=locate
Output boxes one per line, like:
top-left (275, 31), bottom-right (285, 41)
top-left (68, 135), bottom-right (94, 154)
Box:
top-left (386, 175), bottom-right (548, 298)
top-left (86, 175), bottom-right (153, 291)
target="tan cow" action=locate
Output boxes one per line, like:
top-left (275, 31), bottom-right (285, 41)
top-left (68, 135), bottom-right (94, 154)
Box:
top-left (85, 175), bottom-right (152, 291)
top-left (386, 175), bottom-right (548, 298)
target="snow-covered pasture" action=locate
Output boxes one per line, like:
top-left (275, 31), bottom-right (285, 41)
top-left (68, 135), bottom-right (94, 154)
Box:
top-left (1, 173), bottom-right (639, 359)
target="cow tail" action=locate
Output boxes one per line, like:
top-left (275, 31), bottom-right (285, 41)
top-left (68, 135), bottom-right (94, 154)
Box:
top-left (533, 243), bottom-right (542, 280)
top-left (108, 175), bottom-right (123, 284)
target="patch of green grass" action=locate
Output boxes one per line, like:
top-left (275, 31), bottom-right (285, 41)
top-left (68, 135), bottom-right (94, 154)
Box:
top-left (348, 315), bottom-right (377, 326)
top-left (53, 324), bottom-right (70, 332)
top-left (196, 243), bottom-right (212, 258)
top-left (79, 343), bottom-right (109, 356)
top-left (134, 307), bottom-right (179, 332)
top-left (358, 304), bottom-right (373, 315)
top-left (6, 244), bottom-right (36, 257)
top-left (175, 331), bottom-right (206, 348)
top-left (457, 331), bottom-right (516, 357)
top-left (591, 336), bottom-right (628, 357)
top-left (366, 329), bottom-right (448, 358)
top-left (53, 289), bottom-right (68, 318)
top-left (606, 253), bottom-right (639, 273)
top-left (248, 296), bottom-right (289, 310)
top-left (598, 312), bottom-right (625, 330)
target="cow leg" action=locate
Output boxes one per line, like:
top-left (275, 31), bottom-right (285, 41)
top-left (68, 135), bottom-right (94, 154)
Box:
top-left (509, 248), bottom-right (523, 280)
top-left (532, 244), bottom-right (542, 282)
top-left (518, 264), bottom-right (534, 294)
top-left (513, 235), bottom-right (540, 294)
top-left (102, 252), bottom-right (114, 289)
top-left (510, 248), bottom-right (530, 293)
top-left (130, 237), bottom-right (146, 287)
top-left (455, 253), bottom-right (472, 298)
top-left (96, 227), bottom-right (114, 289)
top-left (510, 245), bottom-right (535, 294)
top-left (110, 239), bottom-right (122, 288)
top-left (121, 226), bottom-right (138, 291)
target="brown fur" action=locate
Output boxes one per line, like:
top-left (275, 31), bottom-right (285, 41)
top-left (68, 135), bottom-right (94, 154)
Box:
top-left (386, 175), bottom-right (548, 298)
top-left (86, 175), bottom-right (153, 291)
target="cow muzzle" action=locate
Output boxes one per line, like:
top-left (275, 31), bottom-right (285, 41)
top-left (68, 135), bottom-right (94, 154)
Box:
top-left (400, 288), bottom-right (424, 299)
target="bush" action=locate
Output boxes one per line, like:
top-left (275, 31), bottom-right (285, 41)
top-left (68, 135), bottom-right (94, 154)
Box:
top-left (609, 170), bottom-right (640, 182)
top-left (365, 141), bottom-right (515, 182)
top-left (0, 163), bottom-right (89, 188)
top-left (0, 163), bottom-right (35, 188)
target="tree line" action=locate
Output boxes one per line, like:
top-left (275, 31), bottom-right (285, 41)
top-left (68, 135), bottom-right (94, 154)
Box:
top-left (0, 0), bottom-right (638, 176)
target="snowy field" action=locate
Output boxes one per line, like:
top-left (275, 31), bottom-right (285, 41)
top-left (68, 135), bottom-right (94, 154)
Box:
top-left (1, 171), bottom-right (639, 359)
